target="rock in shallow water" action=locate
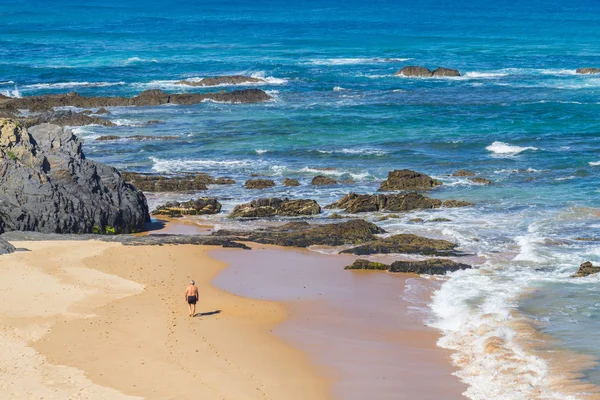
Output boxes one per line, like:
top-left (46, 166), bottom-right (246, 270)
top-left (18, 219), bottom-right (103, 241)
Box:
top-left (379, 169), bottom-right (442, 191)
top-left (311, 175), bottom-right (337, 185)
top-left (576, 68), bottom-right (600, 75)
top-left (153, 198), bottom-right (222, 217)
top-left (327, 192), bottom-right (472, 213)
top-left (340, 233), bottom-right (459, 256)
top-left (0, 119), bottom-right (149, 234)
top-left (573, 261), bottom-right (600, 277)
top-left (230, 198), bottom-right (320, 218)
top-left (245, 179), bottom-right (276, 189)
top-left (345, 258), bottom-right (471, 275)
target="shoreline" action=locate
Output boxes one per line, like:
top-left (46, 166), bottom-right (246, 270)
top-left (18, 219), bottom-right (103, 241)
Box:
top-left (0, 224), bottom-right (468, 399)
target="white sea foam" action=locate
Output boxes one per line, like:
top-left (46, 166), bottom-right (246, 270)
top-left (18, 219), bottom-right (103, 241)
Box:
top-left (255, 149), bottom-right (268, 155)
top-left (307, 57), bottom-right (411, 66)
top-left (123, 57), bottom-right (158, 65)
top-left (22, 81), bottom-right (125, 90)
top-left (134, 72), bottom-right (287, 90)
top-left (268, 165), bottom-right (374, 180)
top-left (150, 156), bottom-right (257, 173)
top-left (316, 148), bottom-right (387, 156)
top-left (486, 141), bottom-right (538, 155)
top-left (0, 80), bottom-right (14, 85)
top-left (463, 71), bottom-right (509, 79)
top-left (333, 86), bottom-right (347, 91)
top-left (589, 161), bottom-right (600, 166)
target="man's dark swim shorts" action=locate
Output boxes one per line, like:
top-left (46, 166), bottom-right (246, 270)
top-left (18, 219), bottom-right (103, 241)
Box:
top-left (187, 295), bottom-right (197, 305)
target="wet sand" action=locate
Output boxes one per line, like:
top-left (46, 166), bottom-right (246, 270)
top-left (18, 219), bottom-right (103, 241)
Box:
top-left (213, 246), bottom-right (468, 399)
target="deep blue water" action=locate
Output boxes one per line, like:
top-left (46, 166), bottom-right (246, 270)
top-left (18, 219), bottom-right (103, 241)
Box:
top-left (2, 1), bottom-right (600, 398)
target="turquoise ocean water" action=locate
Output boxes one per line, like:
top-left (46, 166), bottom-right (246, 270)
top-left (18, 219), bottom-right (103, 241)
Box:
top-left (2, 1), bottom-right (600, 398)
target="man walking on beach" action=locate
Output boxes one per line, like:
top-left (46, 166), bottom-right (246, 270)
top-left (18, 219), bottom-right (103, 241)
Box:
top-left (185, 280), bottom-right (199, 317)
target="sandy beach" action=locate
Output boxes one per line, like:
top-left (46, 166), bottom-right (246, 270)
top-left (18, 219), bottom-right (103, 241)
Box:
top-left (0, 235), bottom-right (466, 399)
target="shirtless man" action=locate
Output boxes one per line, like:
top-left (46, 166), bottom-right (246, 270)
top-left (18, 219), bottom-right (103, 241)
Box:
top-left (185, 280), bottom-right (199, 317)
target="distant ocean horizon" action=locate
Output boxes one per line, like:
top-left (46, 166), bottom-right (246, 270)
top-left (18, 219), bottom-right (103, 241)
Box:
top-left (2, 0), bottom-right (600, 398)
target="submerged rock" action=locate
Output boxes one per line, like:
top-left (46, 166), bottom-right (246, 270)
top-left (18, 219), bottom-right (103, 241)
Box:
top-left (153, 198), bottom-right (222, 217)
top-left (0, 237), bottom-right (15, 255)
top-left (470, 177), bottom-right (493, 185)
top-left (379, 169), bottom-right (442, 191)
top-left (395, 66), bottom-right (461, 77)
top-left (311, 175), bottom-right (337, 185)
top-left (0, 119), bottom-right (149, 234)
top-left (213, 219), bottom-right (385, 247)
top-left (573, 261), bottom-right (600, 277)
top-left (0, 89), bottom-right (271, 113)
top-left (453, 170), bottom-right (475, 177)
top-left (20, 110), bottom-right (114, 128)
top-left (245, 179), bottom-right (276, 189)
top-left (176, 75), bottom-right (264, 86)
top-left (230, 198), bottom-right (321, 218)
top-left (283, 178), bottom-right (300, 186)
top-left (576, 68), bottom-right (600, 75)
top-left (340, 234), bottom-right (459, 256)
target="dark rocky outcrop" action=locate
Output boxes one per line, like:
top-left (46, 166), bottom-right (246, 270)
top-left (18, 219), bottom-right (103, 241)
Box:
top-left (341, 234), bottom-right (459, 256)
top-left (395, 66), bottom-right (433, 77)
top-left (213, 219), bottom-right (385, 248)
top-left (389, 259), bottom-right (471, 274)
top-left (0, 89), bottom-right (271, 113)
top-left (325, 192), bottom-right (470, 213)
top-left (453, 170), bottom-right (475, 177)
top-left (311, 175), bottom-right (337, 185)
top-left (442, 199), bottom-right (475, 208)
top-left (573, 261), bottom-right (600, 277)
top-left (176, 75), bottom-right (264, 87)
top-left (283, 178), bottom-right (300, 186)
top-left (230, 198), bottom-right (321, 218)
top-left (95, 107), bottom-right (110, 114)
top-left (470, 177), bottom-right (493, 185)
top-left (395, 66), bottom-right (461, 77)
top-left (576, 68), bottom-right (600, 75)
top-left (0, 237), bottom-right (15, 255)
top-left (121, 172), bottom-right (234, 192)
top-left (379, 169), bottom-right (442, 191)
top-left (122, 172), bottom-right (208, 192)
top-left (345, 258), bottom-right (471, 275)
top-left (96, 135), bottom-right (178, 141)
top-left (432, 67), bottom-right (461, 77)
top-left (152, 198), bottom-right (222, 217)
top-left (327, 192), bottom-right (440, 213)
top-left (1, 230), bottom-right (250, 250)
top-left (0, 119), bottom-right (149, 234)
top-left (20, 110), bottom-right (114, 128)
top-left (245, 179), bottom-right (276, 189)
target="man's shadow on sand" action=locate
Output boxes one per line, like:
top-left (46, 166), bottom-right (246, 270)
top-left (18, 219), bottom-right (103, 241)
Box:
top-left (194, 310), bottom-right (221, 318)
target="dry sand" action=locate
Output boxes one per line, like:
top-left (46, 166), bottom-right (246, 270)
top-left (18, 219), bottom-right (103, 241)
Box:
top-left (0, 240), bottom-right (328, 400)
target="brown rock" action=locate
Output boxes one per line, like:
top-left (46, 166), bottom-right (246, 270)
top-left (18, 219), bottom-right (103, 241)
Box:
top-left (311, 175), bottom-right (337, 185)
top-left (395, 66), bottom-right (432, 77)
top-left (453, 170), bottom-right (475, 177)
top-left (576, 68), bottom-right (600, 75)
top-left (432, 67), bottom-right (461, 77)
top-left (152, 198), bottom-right (222, 216)
top-left (95, 107), bottom-right (110, 114)
top-left (389, 259), bottom-right (471, 274)
top-left (470, 177), bottom-right (493, 185)
top-left (341, 234), bottom-right (459, 256)
top-left (379, 169), bottom-right (442, 191)
top-left (121, 172), bottom-right (209, 192)
top-left (344, 259), bottom-right (388, 270)
top-left (245, 179), bottom-right (276, 189)
top-left (326, 192), bottom-right (443, 213)
top-left (283, 178), bottom-right (300, 186)
top-left (230, 198), bottom-right (320, 218)
top-left (442, 200), bottom-right (474, 208)
top-left (573, 261), bottom-right (600, 277)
